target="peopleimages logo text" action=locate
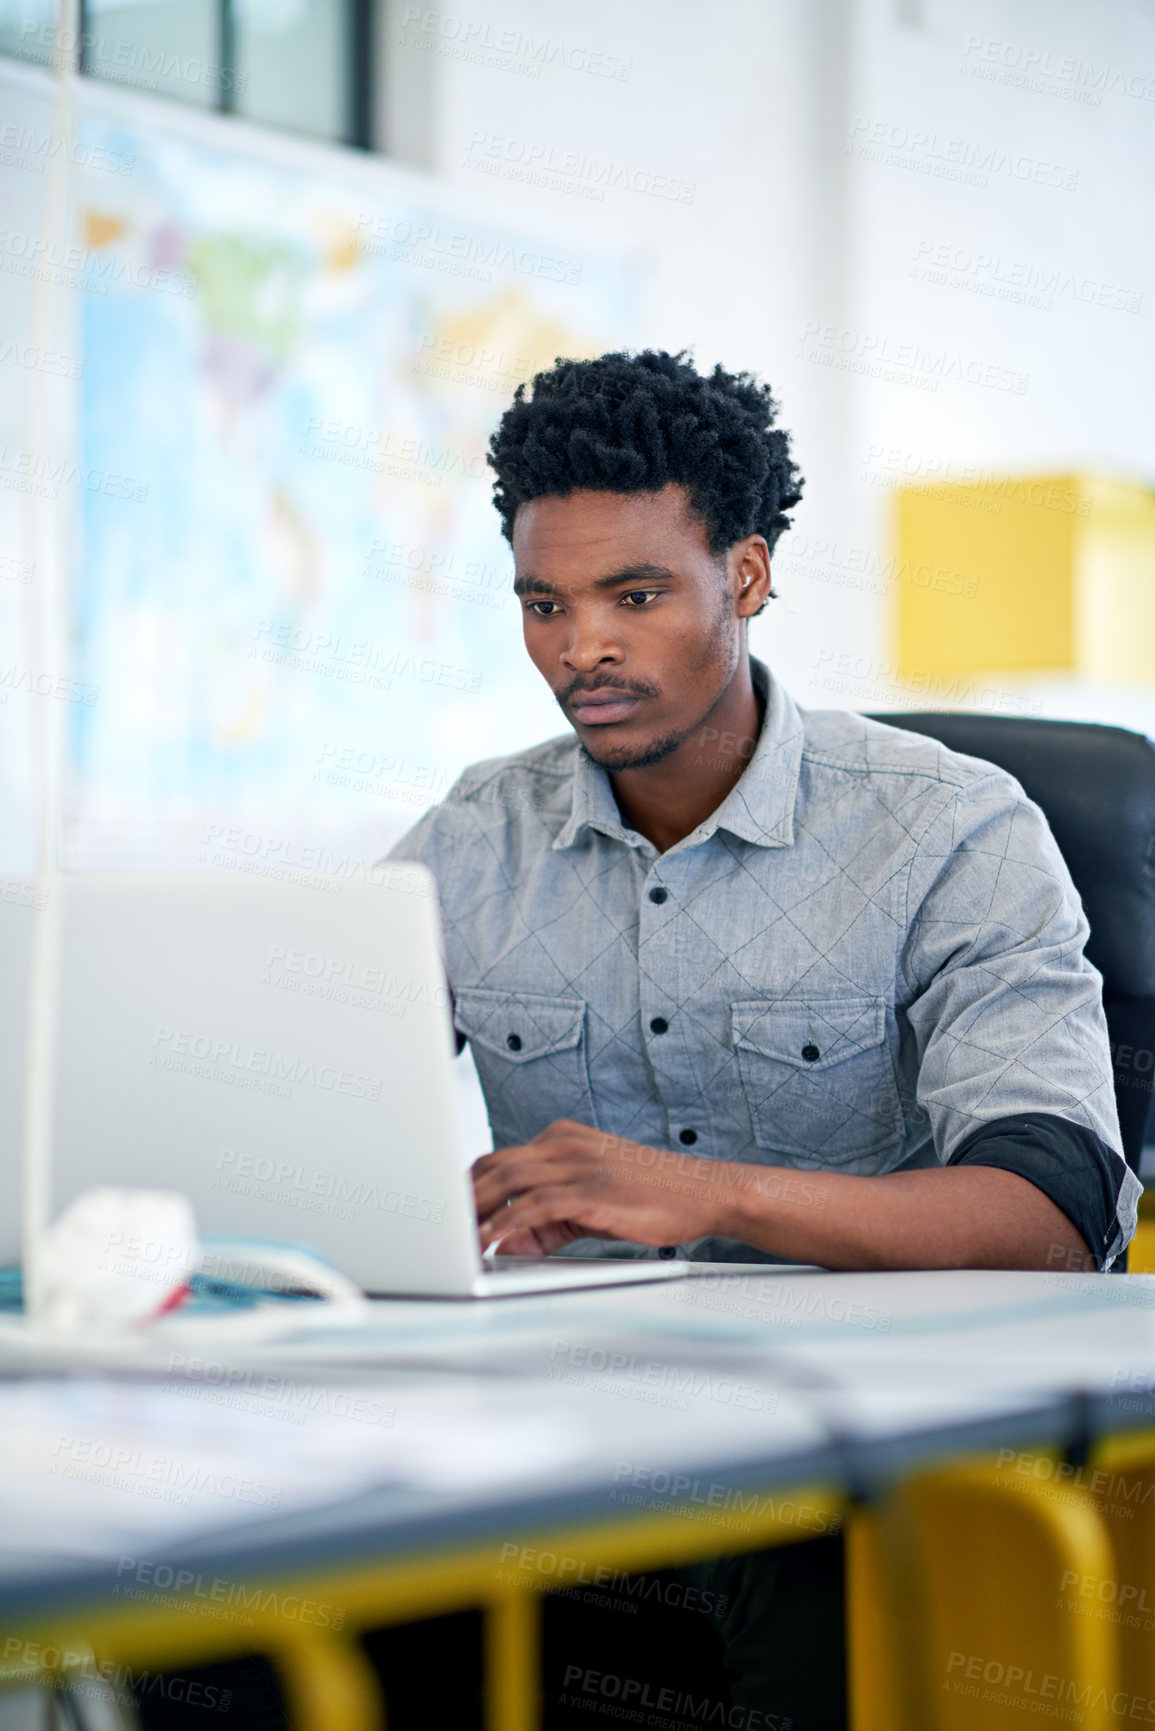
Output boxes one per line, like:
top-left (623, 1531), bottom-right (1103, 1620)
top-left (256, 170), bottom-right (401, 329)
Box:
top-left (150, 1027), bottom-right (382, 1101)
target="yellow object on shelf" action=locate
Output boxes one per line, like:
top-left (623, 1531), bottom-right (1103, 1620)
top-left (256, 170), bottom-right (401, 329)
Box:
top-left (894, 475), bottom-right (1155, 684)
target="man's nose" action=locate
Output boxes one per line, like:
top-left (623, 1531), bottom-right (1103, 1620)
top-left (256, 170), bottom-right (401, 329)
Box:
top-left (560, 608), bottom-right (624, 671)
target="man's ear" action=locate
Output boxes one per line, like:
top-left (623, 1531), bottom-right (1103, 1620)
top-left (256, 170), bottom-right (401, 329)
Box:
top-left (732, 536), bottom-right (773, 619)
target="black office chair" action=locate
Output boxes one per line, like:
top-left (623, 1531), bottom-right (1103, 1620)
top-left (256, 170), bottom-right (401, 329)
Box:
top-left (868, 713), bottom-right (1155, 1175)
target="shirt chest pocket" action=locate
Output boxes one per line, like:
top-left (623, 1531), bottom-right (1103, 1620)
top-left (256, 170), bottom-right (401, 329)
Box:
top-left (453, 987), bottom-right (597, 1149)
top-left (731, 996), bottom-right (903, 1166)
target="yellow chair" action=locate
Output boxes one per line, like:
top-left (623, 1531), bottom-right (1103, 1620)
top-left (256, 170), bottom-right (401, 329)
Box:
top-left (849, 1455), bottom-right (1119, 1730)
top-left (1126, 1189), bottom-right (1155, 1274)
top-left (1072, 1429), bottom-right (1155, 1710)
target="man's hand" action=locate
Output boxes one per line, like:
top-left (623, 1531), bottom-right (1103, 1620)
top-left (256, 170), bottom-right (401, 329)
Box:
top-left (472, 1121), bottom-right (1097, 1272)
top-left (472, 1120), bottom-right (735, 1255)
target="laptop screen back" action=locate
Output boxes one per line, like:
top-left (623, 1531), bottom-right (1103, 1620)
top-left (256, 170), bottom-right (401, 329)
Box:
top-left (40, 868), bottom-right (480, 1293)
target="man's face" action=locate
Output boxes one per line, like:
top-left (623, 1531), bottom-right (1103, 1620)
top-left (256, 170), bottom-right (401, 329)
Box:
top-left (511, 483), bottom-right (765, 771)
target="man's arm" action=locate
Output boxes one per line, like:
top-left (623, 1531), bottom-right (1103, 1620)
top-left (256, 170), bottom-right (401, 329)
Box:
top-left (473, 1121), bottom-right (1094, 1269)
top-left (896, 770), bottom-right (1137, 1271)
top-left (717, 1157), bottom-right (1094, 1271)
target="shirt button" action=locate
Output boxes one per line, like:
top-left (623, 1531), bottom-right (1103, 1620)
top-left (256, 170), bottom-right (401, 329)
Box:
top-left (658, 1245), bottom-right (678, 1259)
top-left (649, 1016), bottom-right (669, 1035)
top-left (648, 887), bottom-right (668, 904)
top-left (507, 1033), bottom-right (523, 1051)
top-left (679, 1129), bottom-right (698, 1145)
top-left (801, 1043), bottom-right (820, 1062)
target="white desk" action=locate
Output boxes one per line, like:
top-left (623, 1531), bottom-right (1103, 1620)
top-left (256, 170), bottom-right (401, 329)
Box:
top-left (2, 1267), bottom-right (1154, 1622)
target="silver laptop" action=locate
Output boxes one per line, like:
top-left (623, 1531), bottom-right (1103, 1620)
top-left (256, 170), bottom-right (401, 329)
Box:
top-left (0, 870), bottom-right (687, 1298)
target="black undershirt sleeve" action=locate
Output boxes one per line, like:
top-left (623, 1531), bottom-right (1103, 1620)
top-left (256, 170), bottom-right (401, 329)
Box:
top-left (948, 1111), bottom-right (1129, 1270)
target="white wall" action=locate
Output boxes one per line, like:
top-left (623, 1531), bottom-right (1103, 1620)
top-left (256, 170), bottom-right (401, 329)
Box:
top-left (2, 0), bottom-right (1153, 880)
top-left (389, 0), bottom-right (865, 702)
top-left (390, 0), bottom-right (1155, 720)
top-left (844, 0), bottom-right (1155, 727)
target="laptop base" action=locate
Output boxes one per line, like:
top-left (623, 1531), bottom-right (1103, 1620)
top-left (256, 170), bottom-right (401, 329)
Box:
top-left (367, 1256), bottom-right (689, 1299)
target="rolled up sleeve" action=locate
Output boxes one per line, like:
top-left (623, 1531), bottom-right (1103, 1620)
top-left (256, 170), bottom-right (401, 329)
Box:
top-left (900, 773), bottom-right (1139, 1268)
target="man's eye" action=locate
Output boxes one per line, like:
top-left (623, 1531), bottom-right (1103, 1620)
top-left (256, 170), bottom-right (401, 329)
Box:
top-left (526, 600), bottom-right (560, 617)
top-left (621, 589), bottom-right (660, 607)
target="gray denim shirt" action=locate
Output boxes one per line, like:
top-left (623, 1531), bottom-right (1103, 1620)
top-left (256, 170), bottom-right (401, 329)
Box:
top-left (390, 658), bottom-right (1138, 1268)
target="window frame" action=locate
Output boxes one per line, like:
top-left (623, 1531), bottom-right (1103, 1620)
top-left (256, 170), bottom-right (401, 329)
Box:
top-left (70, 0), bottom-right (373, 148)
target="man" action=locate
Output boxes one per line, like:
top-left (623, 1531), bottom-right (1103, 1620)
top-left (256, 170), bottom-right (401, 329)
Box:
top-left (389, 349), bottom-right (1137, 1726)
top-left (391, 349), bottom-right (1137, 1275)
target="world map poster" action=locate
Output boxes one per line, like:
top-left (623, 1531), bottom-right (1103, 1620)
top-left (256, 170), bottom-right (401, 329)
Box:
top-left (67, 105), bottom-right (637, 869)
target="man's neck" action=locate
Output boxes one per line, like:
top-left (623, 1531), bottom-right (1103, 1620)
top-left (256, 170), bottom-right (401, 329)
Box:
top-left (609, 661), bottom-right (766, 854)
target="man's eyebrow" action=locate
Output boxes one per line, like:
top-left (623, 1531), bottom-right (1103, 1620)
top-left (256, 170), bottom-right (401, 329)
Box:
top-left (512, 563), bottom-right (677, 598)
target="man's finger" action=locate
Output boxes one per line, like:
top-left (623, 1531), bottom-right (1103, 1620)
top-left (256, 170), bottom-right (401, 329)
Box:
top-left (473, 1140), bottom-right (579, 1185)
top-left (472, 1146), bottom-right (526, 1178)
top-left (473, 1156), bottom-right (590, 1221)
top-left (478, 1184), bottom-right (573, 1245)
top-left (479, 1183), bottom-right (610, 1247)
top-left (491, 1222), bottom-right (580, 1256)
top-left (474, 1173), bottom-right (587, 1226)
top-left (536, 1118), bottom-right (602, 1143)
top-left (473, 1124), bottom-right (605, 1186)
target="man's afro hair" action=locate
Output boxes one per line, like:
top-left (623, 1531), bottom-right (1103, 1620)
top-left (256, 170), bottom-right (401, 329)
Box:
top-left (487, 349), bottom-right (804, 561)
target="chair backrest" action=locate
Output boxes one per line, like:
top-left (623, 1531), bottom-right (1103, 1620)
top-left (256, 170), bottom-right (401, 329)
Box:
top-left (868, 713), bottom-right (1155, 1174)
